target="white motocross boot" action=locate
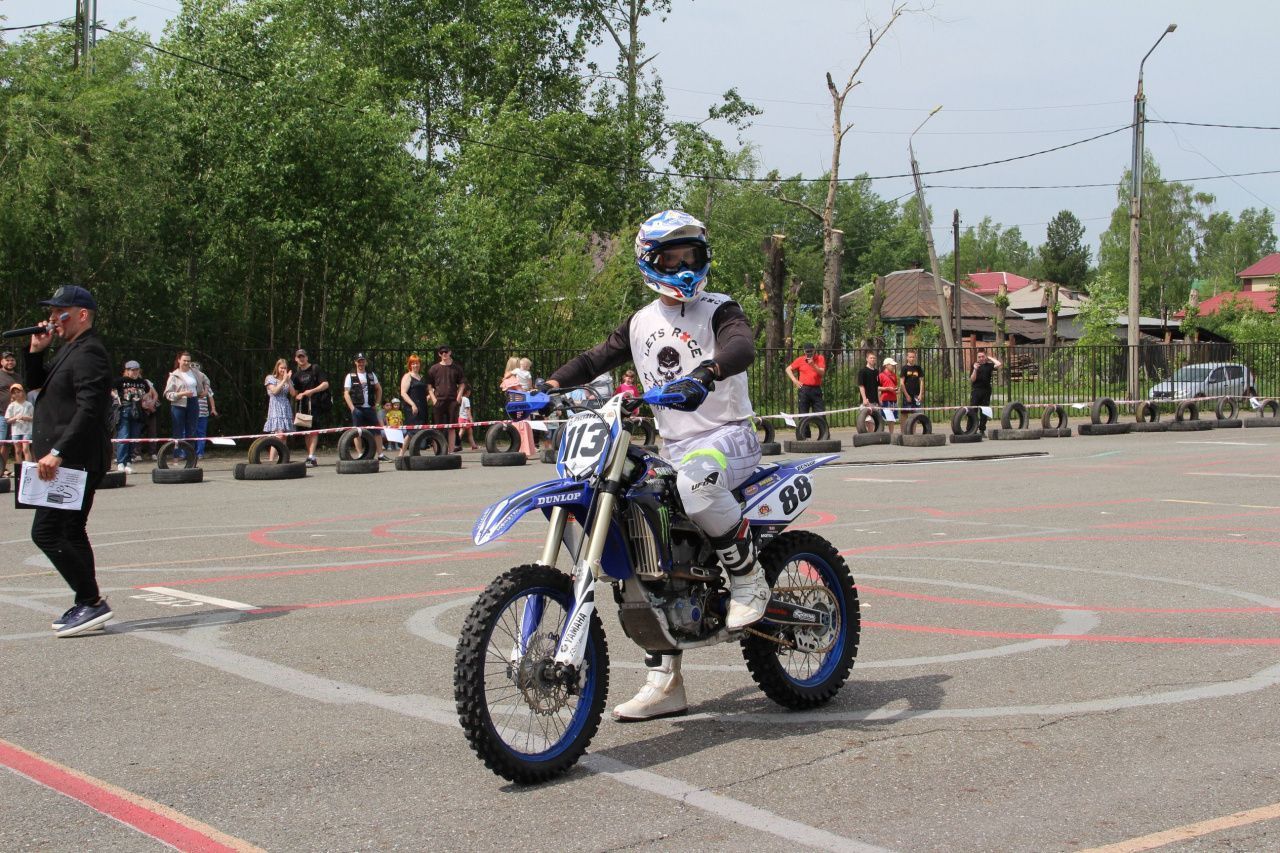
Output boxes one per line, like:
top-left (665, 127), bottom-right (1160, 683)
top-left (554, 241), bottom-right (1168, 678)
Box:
top-left (714, 525), bottom-right (768, 630)
top-left (612, 653), bottom-right (687, 722)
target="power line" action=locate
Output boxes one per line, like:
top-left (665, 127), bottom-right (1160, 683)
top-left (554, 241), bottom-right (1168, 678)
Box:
top-left (99, 25), bottom-right (1132, 185)
top-left (927, 169), bottom-right (1280, 190)
top-left (1151, 120), bottom-right (1280, 132)
top-left (1, 20), bottom-right (73, 32)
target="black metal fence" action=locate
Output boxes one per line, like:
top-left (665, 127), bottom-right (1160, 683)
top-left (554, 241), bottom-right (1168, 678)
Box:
top-left (91, 340), bottom-right (1280, 438)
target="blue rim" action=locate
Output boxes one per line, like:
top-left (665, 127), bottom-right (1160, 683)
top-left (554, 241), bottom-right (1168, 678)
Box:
top-left (489, 585), bottom-right (598, 761)
top-left (783, 551), bottom-right (846, 688)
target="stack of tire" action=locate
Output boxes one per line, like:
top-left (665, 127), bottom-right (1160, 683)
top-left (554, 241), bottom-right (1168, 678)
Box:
top-left (1132, 401), bottom-right (1168, 433)
top-left (396, 428), bottom-right (461, 471)
top-left (786, 415), bottom-right (842, 453)
top-left (949, 407), bottom-right (981, 444)
top-left (755, 418), bottom-right (780, 456)
top-left (1167, 399), bottom-right (1213, 432)
top-left (481, 423), bottom-right (527, 467)
top-left (988, 402), bottom-right (1043, 440)
top-left (152, 440), bottom-right (203, 484)
top-left (1039, 405), bottom-right (1072, 438)
top-left (1245, 399), bottom-right (1280, 428)
top-left (235, 436), bottom-right (307, 480)
top-left (1078, 398), bottom-right (1131, 436)
top-left (892, 412), bottom-right (945, 447)
top-left (849, 408), bottom-right (890, 448)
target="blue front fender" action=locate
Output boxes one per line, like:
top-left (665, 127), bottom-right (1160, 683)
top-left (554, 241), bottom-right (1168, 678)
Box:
top-left (472, 478), bottom-right (635, 580)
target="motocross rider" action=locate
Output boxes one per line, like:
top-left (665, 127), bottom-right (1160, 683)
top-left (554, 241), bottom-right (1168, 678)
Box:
top-left (543, 210), bottom-right (766, 722)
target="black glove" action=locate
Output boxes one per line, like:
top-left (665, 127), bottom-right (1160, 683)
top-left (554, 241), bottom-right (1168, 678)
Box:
top-left (535, 380), bottom-right (555, 394)
top-left (660, 362), bottom-right (717, 413)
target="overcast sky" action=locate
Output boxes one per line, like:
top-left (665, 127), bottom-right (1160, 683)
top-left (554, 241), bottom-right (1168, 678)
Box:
top-left (4, 0), bottom-right (1277, 260)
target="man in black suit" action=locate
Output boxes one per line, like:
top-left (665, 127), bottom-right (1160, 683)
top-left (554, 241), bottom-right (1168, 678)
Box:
top-left (24, 285), bottom-right (114, 637)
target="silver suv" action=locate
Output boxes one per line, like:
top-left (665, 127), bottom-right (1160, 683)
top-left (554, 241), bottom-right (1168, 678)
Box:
top-left (1148, 362), bottom-right (1257, 401)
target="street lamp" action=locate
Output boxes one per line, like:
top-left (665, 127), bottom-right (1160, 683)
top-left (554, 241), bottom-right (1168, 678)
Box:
top-left (908, 106), bottom-right (957, 358)
top-left (1127, 23), bottom-right (1176, 401)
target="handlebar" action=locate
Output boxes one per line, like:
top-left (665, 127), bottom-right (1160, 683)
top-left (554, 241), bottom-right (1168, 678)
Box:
top-left (504, 385), bottom-right (679, 417)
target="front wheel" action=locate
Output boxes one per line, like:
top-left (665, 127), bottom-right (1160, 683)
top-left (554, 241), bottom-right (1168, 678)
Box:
top-left (742, 531), bottom-right (859, 709)
top-left (454, 565), bottom-right (609, 784)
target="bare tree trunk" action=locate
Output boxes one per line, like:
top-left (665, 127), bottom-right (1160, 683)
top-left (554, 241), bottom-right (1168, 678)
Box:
top-left (821, 229), bottom-right (845, 350)
top-left (994, 280), bottom-right (1007, 352)
top-left (784, 275), bottom-right (803, 348)
top-left (760, 234), bottom-right (787, 350)
top-left (1045, 278), bottom-right (1058, 350)
top-left (864, 275), bottom-right (887, 351)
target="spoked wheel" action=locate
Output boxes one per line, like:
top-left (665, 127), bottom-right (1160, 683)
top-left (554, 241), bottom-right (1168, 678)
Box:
top-left (455, 565), bottom-right (609, 783)
top-left (742, 531), bottom-right (859, 709)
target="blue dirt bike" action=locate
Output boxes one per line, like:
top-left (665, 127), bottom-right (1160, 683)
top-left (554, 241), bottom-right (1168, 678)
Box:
top-left (455, 386), bottom-right (860, 783)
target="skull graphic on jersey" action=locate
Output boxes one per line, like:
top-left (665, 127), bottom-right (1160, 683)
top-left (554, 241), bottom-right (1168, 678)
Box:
top-left (655, 346), bottom-right (682, 383)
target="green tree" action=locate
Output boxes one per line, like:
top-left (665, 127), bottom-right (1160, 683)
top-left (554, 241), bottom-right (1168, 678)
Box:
top-left (1196, 207), bottom-right (1277, 295)
top-left (1039, 210), bottom-right (1091, 289)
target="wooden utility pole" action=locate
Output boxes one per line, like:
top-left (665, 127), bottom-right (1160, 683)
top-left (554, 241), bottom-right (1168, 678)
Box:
top-left (1046, 279), bottom-right (1059, 350)
top-left (952, 209), bottom-right (962, 373)
top-left (909, 136), bottom-right (955, 353)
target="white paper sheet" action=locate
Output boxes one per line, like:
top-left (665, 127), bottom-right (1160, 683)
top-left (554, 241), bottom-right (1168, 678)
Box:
top-left (18, 462), bottom-right (87, 510)
top-left (209, 437), bottom-right (237, 446)
top-left (384, 428), bottom-right (405, 445)
top-left (882, 408), bottom-right (898, 422)
top-left (979, 406), bottom-right (993, 417)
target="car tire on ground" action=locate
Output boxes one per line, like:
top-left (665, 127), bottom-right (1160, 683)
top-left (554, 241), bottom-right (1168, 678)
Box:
top-left (851, 433), bottom-right (891, 448)
top-left (1090, 397), bottom-right (1119, 425)
top-left (404, 453), bottom-right (462, 471)
top-left (903, 413), bottom-right (933, 435)
top-left (336, 428), bottom-right (377, 461)
top-left (753, 417), bottom-right (776, 444)
top-left (484, 423), bottom-right (521, 454)
top-left (759, 441), bottom-right (782, 456)
top-left (337, 459), bottom-right (380, 474)
top-left (785, 439), bottom-right (843, 453)
top-left (1132, 421), bottom-right (1170, 433)
top-left (234, 461), bottom-right (307, 480)
top-left (0, 477), bottom-right (9, 494)
top-left (151, 467), bottom-right (204, 484)
top-left (854, 407), bottom-right (884, 435)
top-left (900, 433), bottom-right (946, 448)
top-left (1169, 420), bottom-right (1214, 432)
top-left (1042, 427), bottom-right (1074, 438)
top-left (626, 419), bottom-right (657, 445)
top-left (948, 433), bottom-right (983, 444)
top-left (1215, 397), bottom-right (1238, 420)
top-left (1174, 401), bottom-right (1200, 422)
top-left (481, 451), bottom-right (526, 467)
top-left (796, 416), bottom-right (831, 441)
top-left (1260, 399), bottom-right (1280, 417)
top-left (540, 447), bottom-right (558, 464)
top-left (950, 407), bottom-right (978, 436)
top-left (1041, 405), bottom-right (1067, 430)
top-left (407, 429), bottom-right (447, 456)
top-left (1078, 422), bottom-right (1131, 436)
top-left (98, 470), bottom-right (128, 489)
top-left (989, 428), bottom-right (1043, 440)
top-left (248, 435), bottom-right (291, 465)
top-left (156, 440), bottom-right (198, 470)
top-left (1135, 401), bottom-right (1159, 423)
top-left (1000, 402), bottom-right (1028, 430)
top-left (1214, 419), bottom-right (1243, 429)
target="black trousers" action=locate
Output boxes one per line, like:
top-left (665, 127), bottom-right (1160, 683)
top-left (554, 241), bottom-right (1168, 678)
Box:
top-left (970, 386), bottom-right (993, 431)
top-left (798, 385), bottom-right (825, 415)
top-left (31, 470), bottom-right (104, 605)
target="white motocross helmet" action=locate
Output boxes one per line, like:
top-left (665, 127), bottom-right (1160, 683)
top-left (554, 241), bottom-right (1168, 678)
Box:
top-left (634, 210), bottom-right (712, 302)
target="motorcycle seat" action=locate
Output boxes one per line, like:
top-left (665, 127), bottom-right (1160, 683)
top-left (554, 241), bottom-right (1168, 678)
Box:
top-left (731, 463), bottom-right (780, 502)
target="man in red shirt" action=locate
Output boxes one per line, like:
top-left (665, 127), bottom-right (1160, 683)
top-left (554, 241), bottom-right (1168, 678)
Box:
top-left (785, 343), bottom-right (827, 416)
top-left (878, 357), bottom-right (900, 435)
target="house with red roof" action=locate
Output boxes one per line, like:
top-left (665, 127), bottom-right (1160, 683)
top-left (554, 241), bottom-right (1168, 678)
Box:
top-left (1174, 252), bottom-right (1279, 321)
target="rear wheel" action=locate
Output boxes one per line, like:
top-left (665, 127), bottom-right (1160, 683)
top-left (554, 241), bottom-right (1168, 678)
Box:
top-left (455, 565), bottom-right (609, 784)
top-left (741, 531), bottom-right (859, 709)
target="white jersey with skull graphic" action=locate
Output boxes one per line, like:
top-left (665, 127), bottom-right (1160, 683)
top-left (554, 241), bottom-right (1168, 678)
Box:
top-left (629, 292), bottom-right (755, 443)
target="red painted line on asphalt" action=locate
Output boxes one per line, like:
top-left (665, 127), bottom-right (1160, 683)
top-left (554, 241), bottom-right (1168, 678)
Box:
top-left (1095, 509), bottom-right (1280, 530)
top-left (863, 620), bottom-right (1280, 645)
top-left (858, 584), bottom-right (1280, 615)
top-left (0, 738), bottom-right (262, 852)
top-left (138, 549), bottom-right (509, 587)
top-left (250, 585), bottom-right (485, 613)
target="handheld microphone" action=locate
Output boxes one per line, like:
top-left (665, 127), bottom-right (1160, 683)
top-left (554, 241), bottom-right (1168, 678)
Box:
top-left (1, 314), bottom-right (66, 339)
top-left (2, 324), bottom-right (46, 339)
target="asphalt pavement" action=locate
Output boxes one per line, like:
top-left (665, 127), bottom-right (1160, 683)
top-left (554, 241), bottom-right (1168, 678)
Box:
top-left (3, 423), bottom-right (1279, 852)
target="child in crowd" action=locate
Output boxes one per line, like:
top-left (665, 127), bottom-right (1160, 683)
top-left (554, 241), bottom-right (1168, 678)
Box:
top-left (385, 398), bottom-right (405, 449)
top-left (6, 383), bottom-right (34, 463)
top-left (514, 358), bottom-right (534, 392)
top-left (458, 395), bottom-right (480, 451)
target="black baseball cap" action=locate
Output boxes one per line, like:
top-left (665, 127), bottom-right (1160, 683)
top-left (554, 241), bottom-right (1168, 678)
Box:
top-left (436, 345), bottom-right (451, 355)
top-left (295, 349), bottom-right (308, 358)
top-left (354, 352), bottom-right (367, 362)
top-left (39, 284), bottom-right (98, 311)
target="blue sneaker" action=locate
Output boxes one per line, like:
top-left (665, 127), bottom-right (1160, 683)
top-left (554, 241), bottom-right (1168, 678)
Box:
top-left (51, 605), bottom-right (78, 630)
top-left (55, 600), bottom-right (113, 638)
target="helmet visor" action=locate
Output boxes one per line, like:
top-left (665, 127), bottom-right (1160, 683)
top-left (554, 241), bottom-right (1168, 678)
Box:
top-left (645, 243), bottom-right (710, 274)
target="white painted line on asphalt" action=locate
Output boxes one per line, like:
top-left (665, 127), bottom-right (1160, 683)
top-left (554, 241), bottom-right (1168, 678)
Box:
top-left (1175, 440), bottom-right (1267, 447)
top-left (1187, 472), bottom-right (1280, 479)
top-left (1163, 499), bottom-right (1280, 509)
top-left (137, 587), bottom-right (257, 611)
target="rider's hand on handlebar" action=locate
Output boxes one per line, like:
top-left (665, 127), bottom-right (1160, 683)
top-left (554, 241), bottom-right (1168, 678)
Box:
top-left (659, 363), bottom-right (716, 413)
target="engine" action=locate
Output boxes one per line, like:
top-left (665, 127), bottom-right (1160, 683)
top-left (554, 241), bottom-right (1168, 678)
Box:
top-left (652, 580), bottom-right (716, 638)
